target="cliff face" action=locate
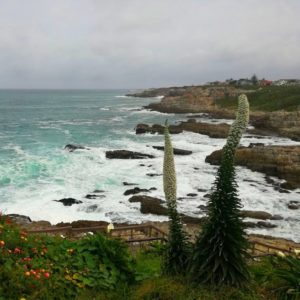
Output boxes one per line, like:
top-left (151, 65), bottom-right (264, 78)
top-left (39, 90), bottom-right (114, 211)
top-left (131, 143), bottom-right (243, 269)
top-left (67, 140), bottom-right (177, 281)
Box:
top-left (132, 85), bottom-right (300, 140)
top-left (145, 86), bottom-right (244, 113)
top-left (252, 111), bottom-right (300, 141)
top-left (205, 145), bottom-right (300, 189)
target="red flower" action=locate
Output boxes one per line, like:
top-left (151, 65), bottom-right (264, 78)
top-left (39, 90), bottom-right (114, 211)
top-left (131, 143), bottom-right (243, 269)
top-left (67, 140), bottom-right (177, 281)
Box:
top-left (14, 247), bottom-right (21, 254)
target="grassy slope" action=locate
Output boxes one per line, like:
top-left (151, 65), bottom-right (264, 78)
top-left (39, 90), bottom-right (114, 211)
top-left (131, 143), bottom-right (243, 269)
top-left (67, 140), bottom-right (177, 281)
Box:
top-left (77, 250), bottom-right (275, 300)
top-left (215, 86), bottom-right (300, 111)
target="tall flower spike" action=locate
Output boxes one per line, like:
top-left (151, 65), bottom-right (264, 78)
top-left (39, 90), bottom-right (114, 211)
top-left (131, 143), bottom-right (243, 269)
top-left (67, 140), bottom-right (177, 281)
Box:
top-left (163, 120), bottom-right (177, 207)
top-left (224, 94), bottom-right (249, 157)
top-left (163, 120), bottom-right (190, 275)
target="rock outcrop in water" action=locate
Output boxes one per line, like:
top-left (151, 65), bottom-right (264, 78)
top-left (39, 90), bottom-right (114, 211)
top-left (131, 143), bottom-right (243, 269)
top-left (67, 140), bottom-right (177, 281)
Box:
top-left (206, 145), bottom-right (300, 189)
top-left (64, 144), bottom-right (87, 152)
top-left (54, 198), bottom-right (83, 206)
top-left (128, 195), bottom-right (279, 228)
top-left (152, 146), bottom-right (192, 155)
top-left (136, 120), bottom-right (230, 139)
top-left (106, 150), bottom-right (154, 159)
top-left (251, 111), bottom-right (300, 141)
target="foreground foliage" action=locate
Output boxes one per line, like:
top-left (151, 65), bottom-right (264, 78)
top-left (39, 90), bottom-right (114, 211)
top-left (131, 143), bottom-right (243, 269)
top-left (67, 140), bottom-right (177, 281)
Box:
top-left (0, 214), bottom-right (134, 299)
top-left (0, 215), bottom-right (298, 299)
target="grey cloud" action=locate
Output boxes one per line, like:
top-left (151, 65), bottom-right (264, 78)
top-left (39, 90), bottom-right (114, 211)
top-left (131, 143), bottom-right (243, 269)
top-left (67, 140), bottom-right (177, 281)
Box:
top-left (0, 0), bottom-right (300, 88)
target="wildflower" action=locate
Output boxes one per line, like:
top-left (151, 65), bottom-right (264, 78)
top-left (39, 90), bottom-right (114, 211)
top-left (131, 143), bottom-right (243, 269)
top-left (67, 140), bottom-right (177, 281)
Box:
top-left (294, 249), bottom-right (300, 256)
top-left (30, 270), bottom-right (36, 275)
top-left (107, 222), bottom-right (114, 233)
top-left (24, 271), bottom-right (30, 276)
top-left (44, 272), bottom-right (50, 279)
top-left (277, 251), bottom-right (286, 258)
top-left (14, 247), bottom-right (21, 254)
top-left (0, 240), bottom-right (5, 247)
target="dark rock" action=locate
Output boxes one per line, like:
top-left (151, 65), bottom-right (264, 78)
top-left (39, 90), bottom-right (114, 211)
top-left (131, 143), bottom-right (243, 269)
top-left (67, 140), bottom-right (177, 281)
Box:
top-left (86, 205), bottom-right (98, 212)
top-left (287, 201), bottom-right (300, 210)
top-left (270, 215), bottom-right (284, 220)
top-left (56, 220), bottom-right (108, 228)
top-left (198, 205), bottom-right (208, 212)
top-left (187, 118), bottom-right (196, 123)
top-left (206, 145), bottom-right (300, 190)
top-left (187, 193), bottom-right (198, 197)
top-left (244, 221), bottom-right (277, 229)
top-left (64, 144), bottom-right (86, 152)
top-left (257, 221), bottom-right (277, 228)
top-left (124, 187), bottom-right (150, 196)
top-left (136, 121), bottom-right (230, 138)
top-left (129, 195), bottom-right (168, 215)
top-left (244, 221), bottom-right (257, 228)
top-left (123, 182), bottom-right (138, 186)
top-left (197, 188), bottom-right (207, 192)
top-left (55, 198), bottom-right (83, 206)
top-left (249, 143), bottom-right (264, 148)
top-left (203, 193), bottom-right (211, 198)
top-left (106, 150), bottom-right (154, 159)
top-left (135, 124), bottom-right (182, 135)
top-left (152, 146), bottom-right (192, 155)
top-left (85, 194), bottom-right (105, 199)
top-left (194, 167), bottom-right (200, 170)
top-left (146, 173), bottom-right (162, 177)
top-left (6, 214), bottom-right (32, 225)
top-left (275, 187), bottom-right (290, 194)
top-left (240, 210), bottom-right (272, 220)
top-left (93, 189), bottom-right (105, 193)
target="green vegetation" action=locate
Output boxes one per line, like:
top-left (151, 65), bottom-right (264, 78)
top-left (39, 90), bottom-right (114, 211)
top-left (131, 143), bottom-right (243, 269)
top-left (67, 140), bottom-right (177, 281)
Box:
top-left (0, 214), bottom-right (134, 299)
top-left (216, 86), bottom-right (300, 111)
top-left (190, 95), bottom-right (250, 286)
top-left (163, 121), bottom-right (190, 275)
top-left (1, 213), bottom-right (300, 299)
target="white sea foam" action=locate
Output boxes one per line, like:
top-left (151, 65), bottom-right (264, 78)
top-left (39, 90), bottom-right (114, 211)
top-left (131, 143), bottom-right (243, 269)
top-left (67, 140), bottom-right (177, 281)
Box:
top-left (1, 97), bottom-right (300, 241)
top-left (115, 95), bottom-right (130, 98)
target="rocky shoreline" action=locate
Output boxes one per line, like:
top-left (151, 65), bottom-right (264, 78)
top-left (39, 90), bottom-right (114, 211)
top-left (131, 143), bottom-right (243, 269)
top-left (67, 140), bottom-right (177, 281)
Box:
top-left (4, 86), bottom-right (299, 244)
top-left (128, 85), bottom-right (300, 141)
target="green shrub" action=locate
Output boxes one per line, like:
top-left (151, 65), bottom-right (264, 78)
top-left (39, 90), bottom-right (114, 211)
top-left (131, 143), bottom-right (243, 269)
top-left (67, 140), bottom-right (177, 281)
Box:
top-left (0, 214), bottom-right (135, 299)
top-left (267, 254), bottom-right (300, 300)
top-left (190, 95), bottom-right (250, 287)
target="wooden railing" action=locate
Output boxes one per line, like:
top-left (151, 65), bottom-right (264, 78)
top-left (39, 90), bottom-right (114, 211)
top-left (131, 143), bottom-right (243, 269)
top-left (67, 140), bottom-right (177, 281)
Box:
top-left (248, 238), bottom-right (299, 257)
top-left (26, 225), bottom-right (299, 256)
top-left (26, 224), bottom-right (168, 244)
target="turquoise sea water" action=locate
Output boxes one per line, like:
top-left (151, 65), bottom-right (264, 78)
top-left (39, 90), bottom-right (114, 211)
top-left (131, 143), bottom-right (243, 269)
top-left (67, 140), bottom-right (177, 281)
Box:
top-left (0, 89), bottom-right (300, 241)
top-left (0, 89), bottom-right (181, 221)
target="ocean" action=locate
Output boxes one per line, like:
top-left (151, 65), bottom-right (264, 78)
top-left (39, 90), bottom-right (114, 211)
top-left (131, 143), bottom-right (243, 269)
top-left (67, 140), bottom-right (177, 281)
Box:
top-left (0, 89), bottom-right (299, 241)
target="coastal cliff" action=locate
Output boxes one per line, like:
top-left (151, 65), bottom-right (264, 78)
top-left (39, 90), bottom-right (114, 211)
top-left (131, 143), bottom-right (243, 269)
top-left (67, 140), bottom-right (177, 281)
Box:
top-left (130, 85), bottom-right (300, 140)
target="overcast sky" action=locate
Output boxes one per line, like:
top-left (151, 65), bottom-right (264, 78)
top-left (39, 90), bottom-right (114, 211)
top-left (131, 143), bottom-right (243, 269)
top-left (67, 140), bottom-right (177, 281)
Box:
top-left (0, 0), bottom-right (300, 89)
